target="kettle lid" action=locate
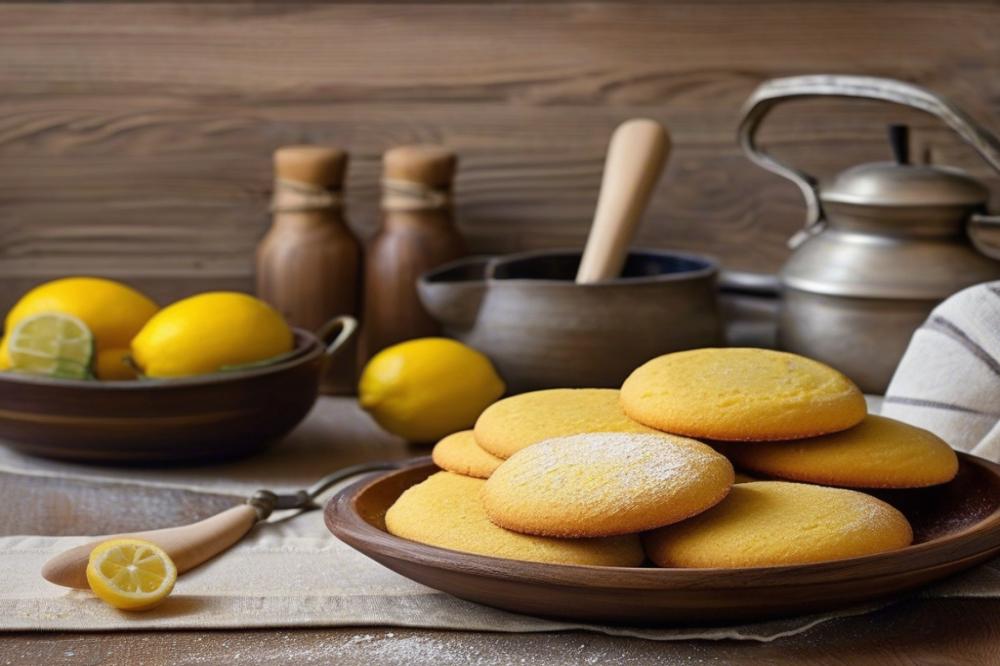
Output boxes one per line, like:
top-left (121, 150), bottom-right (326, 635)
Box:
top-left (821, 124), bottom-right (988, 209)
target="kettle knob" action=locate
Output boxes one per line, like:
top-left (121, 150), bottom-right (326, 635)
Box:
top-left (888, 124), bottom-right (910, 165)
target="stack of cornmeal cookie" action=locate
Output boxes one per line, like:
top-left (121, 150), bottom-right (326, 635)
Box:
top-left (386, 348), bottom-right (959, 569)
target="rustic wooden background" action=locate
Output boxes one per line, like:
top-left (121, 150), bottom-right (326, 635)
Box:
top-left (2, 2), bottom-right (999, 311)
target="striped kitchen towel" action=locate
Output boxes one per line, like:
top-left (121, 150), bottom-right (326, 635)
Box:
top-left (883, 281), bottom-right (1000, 462)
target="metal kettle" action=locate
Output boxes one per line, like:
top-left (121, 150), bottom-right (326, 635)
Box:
top-left (739, 75), bottom-right (1000, 393)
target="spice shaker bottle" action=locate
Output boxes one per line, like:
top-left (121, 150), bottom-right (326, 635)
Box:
top-left (361, 145), bottom-right (466, 359)
top-left (257, 145), bottom-right (362, 394)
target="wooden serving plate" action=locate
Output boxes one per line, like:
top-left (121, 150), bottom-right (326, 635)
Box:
top-left (0, 318), bottom-right (355, 464)
top-left (326, 454), bottom-right (1000, 625)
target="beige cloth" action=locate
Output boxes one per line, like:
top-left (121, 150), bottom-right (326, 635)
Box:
top-left (5, 503), bottom-right (999, 640)
top-left (1, 398), bottom-right (998, 641)
top-left (884, 281), bottom-right (1000, 461)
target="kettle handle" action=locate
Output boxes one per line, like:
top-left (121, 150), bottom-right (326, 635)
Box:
top-left (738, 75), bottom-right (1000, 247)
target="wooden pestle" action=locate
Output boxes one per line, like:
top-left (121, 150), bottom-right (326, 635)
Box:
top-left (575, 119), bottom-right (671, 283)
top-left (41, 504), bottom-right (260, 589)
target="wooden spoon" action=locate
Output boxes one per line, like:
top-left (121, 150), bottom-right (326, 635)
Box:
top-left (41, 505), bottom-right (261, 589)
top-left (575, 118), bottom-right (671, 283)
top-left (40, 461), bottom-right (402, 589)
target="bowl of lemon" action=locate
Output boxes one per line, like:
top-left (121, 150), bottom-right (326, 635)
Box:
top-left (0, 277), bottom-right (356, 463)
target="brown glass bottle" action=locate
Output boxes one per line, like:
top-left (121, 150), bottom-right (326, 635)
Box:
top-left (256, 145), bottom-right (362, 394)
top-left (361, 145), bottom-right (466, 360)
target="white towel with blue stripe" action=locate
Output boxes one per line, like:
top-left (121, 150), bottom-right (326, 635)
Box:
top-left (883, 281), bottom-right (1000, 462)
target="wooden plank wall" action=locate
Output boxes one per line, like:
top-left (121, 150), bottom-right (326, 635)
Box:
top-left (1, 2), bottom-right (999, 310)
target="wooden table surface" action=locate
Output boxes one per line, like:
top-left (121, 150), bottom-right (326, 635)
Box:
top-left (2, 399), bottom-right (998, 665)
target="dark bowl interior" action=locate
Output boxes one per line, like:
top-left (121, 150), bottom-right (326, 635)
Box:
top-left (422, 250), bottom-right (718, 285)
top-left (491, 250), bottom-right (716, 282)
top-left (423, 256), bottom-right (492, 284)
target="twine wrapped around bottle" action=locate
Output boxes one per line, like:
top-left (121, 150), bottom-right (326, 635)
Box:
top-left (270, 178), bottom-right (344, 213)
top-left (380, 178), bottom-right (451, 212)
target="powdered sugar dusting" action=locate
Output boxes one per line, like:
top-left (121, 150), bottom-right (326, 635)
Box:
top-left (831, 488), bottom-right (905, 537)
top-left (487, 432), bottom-right (732, 529)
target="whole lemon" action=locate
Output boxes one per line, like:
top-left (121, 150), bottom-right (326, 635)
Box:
top-left (359, 337), bottom-right (505, 443)
top-left (131, 292), bottom-right (293, 378)
top-left (0, 277), bottom-right (158, 380)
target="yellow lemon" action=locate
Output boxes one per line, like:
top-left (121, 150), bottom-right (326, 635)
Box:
top-left (86, 538), bottom-right (177, 611)
top-left (0, 277), bottom-right (158, 380)
top-left (131, 292), bottom-right (293, 378)
top-left (95, 348), bottom-right (138, 381)
top-left (359, 337), bottom-right (505, 443)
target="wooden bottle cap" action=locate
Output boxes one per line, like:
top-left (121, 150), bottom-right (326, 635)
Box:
top-left (383, 145), bottom-right (456, 188)
top-left (274, 146), bottom-right (348, 188)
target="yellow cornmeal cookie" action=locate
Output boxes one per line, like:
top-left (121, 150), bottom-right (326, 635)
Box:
top-left (716, 415), bottom-right (959, 489)
top-left (482, 432), bottom-right (734, 538)
top-left (431, 430), bottom-right (503, 479)
top-left (385, 471), bottom-right (644, 566)
top-left (643, 481), bottom-right (913, 568)
top-left (621, 348), bottom-right (866, 441)
top-left (474, 388), bottom-right (656, 459)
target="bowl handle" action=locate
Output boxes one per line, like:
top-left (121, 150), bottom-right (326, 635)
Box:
top-left (317, 315), bottom-right (358, 358)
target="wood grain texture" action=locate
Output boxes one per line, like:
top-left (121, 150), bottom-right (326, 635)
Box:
top-left (0, 2), bottom-right (999, 312)
top-left (5, 605), bottom-right (1000, 666)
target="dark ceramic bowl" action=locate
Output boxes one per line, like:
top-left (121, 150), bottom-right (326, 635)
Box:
top-left (0, 316), bottom-right (356, 464)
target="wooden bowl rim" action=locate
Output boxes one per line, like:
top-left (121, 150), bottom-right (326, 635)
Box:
top-left (326, 453), bottom-right (1000, 590)
top-left (0, 327), bottom-right (324, 392)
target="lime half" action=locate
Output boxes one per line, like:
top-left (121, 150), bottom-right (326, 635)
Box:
top-left (7, 312), bottom-right (95, 379)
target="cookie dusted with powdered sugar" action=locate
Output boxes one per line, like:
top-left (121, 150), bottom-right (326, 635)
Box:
top-left (385, 471), bottom-right (644, 566)
top-left (482, 432), bottom-right (734, 538)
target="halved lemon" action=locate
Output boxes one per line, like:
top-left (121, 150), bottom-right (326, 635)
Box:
top-left (6, 312), bottom-right (94, 379)
top-left (86, 538), bottom-right (177, 611)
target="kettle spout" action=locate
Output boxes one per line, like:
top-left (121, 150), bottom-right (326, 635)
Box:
top-left (417, 256), bottom-right (490, 332)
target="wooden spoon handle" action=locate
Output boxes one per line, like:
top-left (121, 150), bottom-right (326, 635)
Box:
top-left (40, 504), bottom-right (259, 589)
top-left (575, 118), bottom-right (671, 284)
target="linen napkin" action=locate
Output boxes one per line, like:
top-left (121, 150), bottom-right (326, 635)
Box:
top-left (883, 281), bottom-right (1000, 461)
top-left (3, 479), bottom-right (999, 641)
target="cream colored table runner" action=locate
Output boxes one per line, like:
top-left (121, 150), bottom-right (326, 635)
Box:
top-left (2, 398), bottom-right (999, 641)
